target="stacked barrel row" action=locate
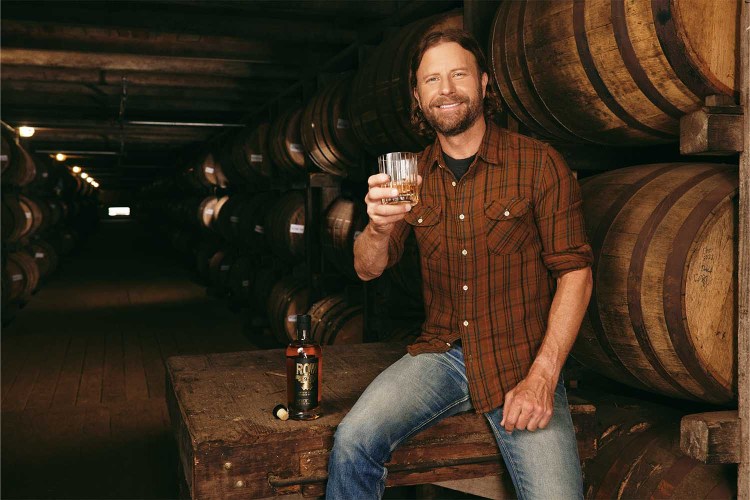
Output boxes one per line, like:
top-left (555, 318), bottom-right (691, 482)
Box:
top-left (1, 129), bottom-right (99, 324)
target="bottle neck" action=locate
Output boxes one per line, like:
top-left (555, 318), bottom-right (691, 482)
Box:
top-left (297, 328), bottom-right (309, 343)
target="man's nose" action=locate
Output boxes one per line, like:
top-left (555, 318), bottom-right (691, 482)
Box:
top-left (439, 77), bottom-right (456, 95)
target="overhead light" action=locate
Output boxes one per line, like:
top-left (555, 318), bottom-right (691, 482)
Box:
top-left (80, 172), bottom-right (89, 179)
top-left (55, 153), bottom-right (67, 162)
top-left (92, 181), bottom-right (100, 188)
top-left (85, 177), bottom-right (94, 184)
top-left (72, 166), bottom-right (82, 173)
top-left (18, 126), bottom-right (35, 138)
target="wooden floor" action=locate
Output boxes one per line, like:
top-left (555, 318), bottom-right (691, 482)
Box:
top-left (1, 219), bottom-right (256, 499)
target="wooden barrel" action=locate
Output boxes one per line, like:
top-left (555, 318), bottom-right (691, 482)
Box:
top-left (194, 238), bottom-right (223, 283)
top-left (269, 107), bottom-right (307, 178)
top-left (196, 196), bottom-right (221, 229)
top-left (300, 76), bottom-right (364, 179)
top-left (252, 263), bottom-right (283, 314)
top-left (5, 251), bottom-right (40, 301)
top-left (264, 191), bottom-right (306, 262)
top-left (489, 0), bottom-right (740, 145)
top-left (212, 192), bottom-right (276, 252)
top-left (321, 197), bottom-right (368, 279)
top-left (349, 10), bottom-right (463, 156)
top-left (227, 255), bottom-right (256, 305)
top-left (1, 132), bottom-right (12, 173)
top-left (25, 240), bottom-right (58, 279)
top-left (208, 250), bottom-right (236, 295)
top-left (583, 396), bottom-right (735, 499)
top-left (231, 123), bottom-right (274, 179)
top-left (573, 163), bottom-right (738, 404)
top-left (1, 194), bottom-right (44, 243)
top-left (47, 229), bottom-right (77, 257)
top-left (308, 294), bottom-right (364, 345)
top-left (195, 152), bottom-right (228, 188)
top-left (267, 275), bottom-right (311, 344)
top-left (1, 142), bottom-right (37, 187)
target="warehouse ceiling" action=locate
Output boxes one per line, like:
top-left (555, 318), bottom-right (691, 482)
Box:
top-left (1, 0), bottom-right (461, 189)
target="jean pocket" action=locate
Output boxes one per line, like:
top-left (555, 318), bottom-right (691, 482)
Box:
top-left (405, 205), bottom-right (441, 260)
top-left (484, 197), bottom-right (532, 255)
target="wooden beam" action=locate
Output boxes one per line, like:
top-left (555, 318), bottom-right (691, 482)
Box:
top-left (680, 95), bottom-right (744, 155)
top-left (0, 48), bottom-right (300, 79)
top-left (1, 20), bottom-right (341, 65)
top-left (680, 411), bottom-right (741, 464)
top-left (0, 1), bottom-right (357, 45)
top-left (0, 65), bottom-right (294, 92)
top-left (738, 0), bottom-right (750, 498)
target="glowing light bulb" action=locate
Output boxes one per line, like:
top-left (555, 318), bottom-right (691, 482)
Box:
top-left (18, 126), bottom-right (35, 138)
top-left (80, 172), bottom-right (89, 179)
top-left (55, 153), bottom-right (67, 162)
top-left (86, 177), bottom-right (94, 184)
top-left (72, 166), bottom-right (82, 173)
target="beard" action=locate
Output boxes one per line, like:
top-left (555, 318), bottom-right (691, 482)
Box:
top-left (421, 88), bottom-right (484, 137)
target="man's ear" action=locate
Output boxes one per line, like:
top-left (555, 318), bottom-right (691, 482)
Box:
top-left (413, 88), bottom-right (421, 109)
top-left (481, 73), bottom-right (489, 99)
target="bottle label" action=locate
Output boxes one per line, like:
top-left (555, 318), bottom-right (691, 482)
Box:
top-left (293, 356), bottom-right (319, 411)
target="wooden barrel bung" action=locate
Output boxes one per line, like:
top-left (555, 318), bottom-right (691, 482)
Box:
top-left (300, 76), bottom-right (364, 179)
top-left (267, 275), bottom-right (311, 344)
top-left (321, 197), bottom-right (368, 280)
top-left (349, 10), bottom-right (463, 156)
top-left (264, 191), bottom-right (306, 262)
top-left (574, 163), bottom-right (738, 404)
top-left (308, 294), bottom-right (364, 345)
top-left (269, 107), bottom-right (308, 178)
top-left (489, 0), bottom-right (740, 145)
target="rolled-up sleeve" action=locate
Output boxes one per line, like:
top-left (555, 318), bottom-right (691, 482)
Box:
top-left (385, 218), bottom-right (412, 269)
top-left (533, 146), bottom-right (593, 278)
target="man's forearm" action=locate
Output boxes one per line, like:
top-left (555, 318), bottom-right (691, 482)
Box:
top-left (353, 223), bottom-right (392, 281)
top-left (528, 267), bottom-right (593, 382)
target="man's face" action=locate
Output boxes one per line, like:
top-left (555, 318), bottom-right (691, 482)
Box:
top-left (413, 41), bottom-right (488, 137)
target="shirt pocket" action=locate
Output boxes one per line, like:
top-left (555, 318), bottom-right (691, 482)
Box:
top-left (405, 205), bottom-right (442, 260)
top-left (484, 197), bottom-right (533, 255)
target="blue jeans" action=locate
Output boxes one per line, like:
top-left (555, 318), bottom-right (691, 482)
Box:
top-left (326, 344), bottom-right (583, 500)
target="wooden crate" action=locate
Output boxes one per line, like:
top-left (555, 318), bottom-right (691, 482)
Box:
top-left (167, 343), bottom-right (597, 499)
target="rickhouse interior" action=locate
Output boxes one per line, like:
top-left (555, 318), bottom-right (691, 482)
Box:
top-left (1, 1), bottom-right (748, 499)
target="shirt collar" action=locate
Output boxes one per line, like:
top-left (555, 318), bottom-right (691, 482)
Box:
top-left (423, 120), bottom-right (504, 172)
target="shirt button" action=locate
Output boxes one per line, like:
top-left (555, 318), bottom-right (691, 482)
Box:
top-left (462, 285), bottom-right (468, 291)
top-left (451, 181), bottom-right (456, 187)
top-left (463, 320), bottom-right (469, 327)
top-left (417, 218), bottom-right (423, 224)
top-left (461, 249), bottom-right (468, 256)
top-left (446, 342), bottom-right (451, 347)
top-left (459, 214), bottom-right (465, 220)
top-left (504, 210), bottom-right (510, 217)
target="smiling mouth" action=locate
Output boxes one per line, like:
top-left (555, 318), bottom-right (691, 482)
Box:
top-left (437, 102), bottom-right (462, 109)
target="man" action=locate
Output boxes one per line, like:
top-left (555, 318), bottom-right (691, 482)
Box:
top-left (327, 28), bottom-right (593, 500)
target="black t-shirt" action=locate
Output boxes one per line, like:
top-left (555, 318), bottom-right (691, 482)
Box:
top-left (442, 152), bottom-right (476, 181)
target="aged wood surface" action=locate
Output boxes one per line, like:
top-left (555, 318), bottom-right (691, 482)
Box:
top-left (738, 1), bottom-right (749, 498)
top-left (167, 343), bottom-right (597, 499)
top-left (680, 411), bottom-right (741, 464)
top-left (680, 104), bottom-right (744, 155)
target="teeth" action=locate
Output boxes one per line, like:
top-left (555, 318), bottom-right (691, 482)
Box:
top-left (439, 103), bottom-right (460, 109)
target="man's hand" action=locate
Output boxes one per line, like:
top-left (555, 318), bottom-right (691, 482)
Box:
top-left (364, 173), bottom-right (422, 236)
top-left (500, 372), bottom-right (556, 433)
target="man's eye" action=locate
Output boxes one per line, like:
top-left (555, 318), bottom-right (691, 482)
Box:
top-left (426, 76), bottom-right (439, 83)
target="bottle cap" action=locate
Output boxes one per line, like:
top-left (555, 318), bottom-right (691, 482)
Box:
top-left (296, 314), bottom-right (311, 330)
top-left (272, 404), bottom-right (289, 421)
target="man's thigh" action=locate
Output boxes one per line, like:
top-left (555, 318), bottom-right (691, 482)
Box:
top-left (485, 380), bottom-right (583, 500)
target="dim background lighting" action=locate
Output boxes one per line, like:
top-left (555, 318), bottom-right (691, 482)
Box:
top-left (80, 172), bottom-right (89, 179)
top-left (72, 166), bottom-right (82, 173)
top-left (18, 126), bottom-right (35, 138)
top-left (92, 181), bottom-right (100, 188)
top-left (86, 177), bottom-right (94, 183)
top-left (55, 153), bottom-right (67, 161)
top-left (109, 207), bottom-right (130, 216)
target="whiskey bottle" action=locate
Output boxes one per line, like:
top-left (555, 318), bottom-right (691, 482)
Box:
top-left (286, 314), bottom-right (322, 420)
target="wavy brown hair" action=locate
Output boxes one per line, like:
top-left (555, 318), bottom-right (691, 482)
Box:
top-left (409, 29), bottom-right (502, 139)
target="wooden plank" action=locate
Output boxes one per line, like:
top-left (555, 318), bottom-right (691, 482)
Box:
top-left (679, 102), bottom-right (743, 155)
top-left (737, 1), bottom-right (750, 498)
top-left (123, 330), bottom-right (150, 401)
top-left (680, 411), bottom-right (741, 464)
top-left (139, 330), bottom-right (166, 399)
top-left (24, 334), bottom-right (71, 410)
top-left (76, 333), bottom-right (105, 406)
top-left (102, 331), bottom-right (127, 404)
top-left (51, 335), bottom-right (87, 407)
top-left (1, 334), bottom-right (36, 403)
top-left (1, 335), bottom-right (45, 411)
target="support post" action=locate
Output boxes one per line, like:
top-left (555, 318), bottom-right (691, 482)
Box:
top-left (738, 1), bottom-right (750, 498)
